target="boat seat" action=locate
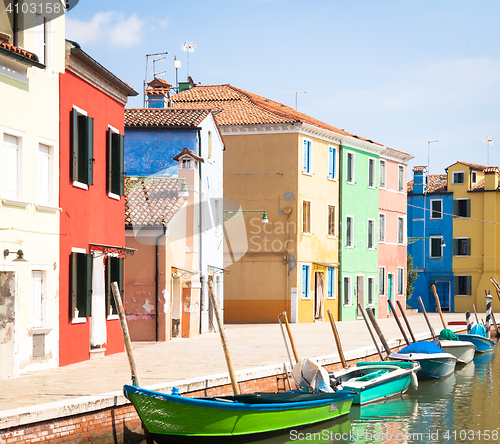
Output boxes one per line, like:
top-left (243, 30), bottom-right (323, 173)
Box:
top-left (355, 369), bottom-right (389, 382)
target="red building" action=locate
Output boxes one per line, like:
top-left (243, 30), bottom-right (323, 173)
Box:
top-left (59, 41), bottom-right (137, 366)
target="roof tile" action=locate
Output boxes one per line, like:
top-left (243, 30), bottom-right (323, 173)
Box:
top-left (0, 41), bottom-right (39, 61)
top-left (407, 174), bottom-right (448, 195)
top-left (124, 108), bottom-right (212, 127)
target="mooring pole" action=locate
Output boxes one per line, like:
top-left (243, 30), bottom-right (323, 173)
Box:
top-left (486, 292), bottom-right (493, 338)
top-left (358, 304), bottom-right (384, 361)
top-left (431, 284), bottom-right (447, 330)
top-left (418, 297), bottom-right (437, 339)
top-left (327, 310), bottom-right (347, 368)
top-left (282, 312), bottom-right (299, 365)
top-left (388, 299), bottom-right (410, 345)
top-left (366, 307), bottom-right (392, 358)
top-left (396, 300), bottom-right (417, 343)
top-left (466, 311), bottom-right (472, 332)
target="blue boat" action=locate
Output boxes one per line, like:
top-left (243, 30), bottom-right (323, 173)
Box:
top-left (457, 324), bottom-right (495, 353)
top-left (388, 341), bottom-right (457, 380)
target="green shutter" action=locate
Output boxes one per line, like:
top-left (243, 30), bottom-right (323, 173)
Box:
top-left (87, 117), bottom-right (94, 186)
top-left (83, 253), bottom-right (92, 317)
top-left (466, 238), bottom-right (471, 256)
top-left (118, 134), bottom-right (125, 196)
top-left (454, 276), bottom-right (458, 294)
top-left (107, 128), bottom-right (113, 194)
top-left (107, 257), bottom-right (124, 315)
top-left (77, 115), bottom-right (87, 183)
top-left (453, 239), bottom-right (458, 256)
top-left (453, 200), bottom-right (458, 217)
top-left (466, 276), bottom-right (472, 295)
top-left (466, 199), bottom-right (471, 218)
top-left (71, 109), bottom-right (78, 182)
top-left (71, 252), bottom-right (78, 318)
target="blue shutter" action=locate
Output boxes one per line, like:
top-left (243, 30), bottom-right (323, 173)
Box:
top-left (327, 267), bottom-right (333, 298)
top-left (303, 141), bottom-right (308, 173)
top-left (302, 265), bottom-right (308, 298)
top-left (328, 147), bottom-right (333, 178)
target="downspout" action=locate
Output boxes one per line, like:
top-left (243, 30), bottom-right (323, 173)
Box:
top-left (13, 0), bottom-right (19, 46)
top-left (197, 128), bottom-right (204, 334)
top-left (338, 145), bottom-right (343, 320)
top-left (155, 226), bottom-right (167, 341)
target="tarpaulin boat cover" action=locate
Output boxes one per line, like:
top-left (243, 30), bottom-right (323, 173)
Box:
top-left (440, 329), bottom-right (459, 341)
top-left (291, 358), bottom-right (334, 393)
top-left (470, 323), bottom-right (487, 338)
top-left (399, 341), bottom-right (445, 354)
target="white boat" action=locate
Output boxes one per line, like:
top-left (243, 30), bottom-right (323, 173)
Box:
top-left (433, 339), bottom-right (476, 364)
top-left (388, 341), bottom-right (457, 380)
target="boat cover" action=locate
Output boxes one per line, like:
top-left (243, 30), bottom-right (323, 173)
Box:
top-left (291, 358), bottom-right (333, 393)
top-left (399, 341), bottom-right (445, 354)
top-left (440, 329), bottom-right (459, 341)
top-left (470, 323), bottom-right (487, 338)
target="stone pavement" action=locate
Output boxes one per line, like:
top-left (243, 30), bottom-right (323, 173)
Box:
top-left (0, 312), bottom-right (468, 412)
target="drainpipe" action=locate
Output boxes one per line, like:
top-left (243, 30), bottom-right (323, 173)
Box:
top-left (13, 0), bottom-right (19, 46)
top-left (338, 145), bottom-right (343, 321)
top-left (155, 226), bottom-right (167, 341)
top-left (197, 128), bottom-right (204, 334)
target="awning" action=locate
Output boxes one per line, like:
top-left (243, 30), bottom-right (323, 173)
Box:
top-left (89, 243), bottom-right (136, 258)
top-left (172, 267), bottom-right (200, 279)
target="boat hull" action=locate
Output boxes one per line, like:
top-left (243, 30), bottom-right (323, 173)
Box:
top-left (330, 362), bottom-right (420, 405)
top-left (437, 340), bottom-right (476, 364)
top-left (388, 353), bottom-right (457, 379)
top-left (124, 385), bottom-right (354, 442)
top-left (457, 334), bottom-right (495, 353)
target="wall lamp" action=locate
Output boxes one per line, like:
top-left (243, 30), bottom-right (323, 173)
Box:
top-left (223, 209), bottom-right (269, 223)
top-left (164, 176), bottom-right (189, 198)
top-left (3, 249), bottom-right (27, 262)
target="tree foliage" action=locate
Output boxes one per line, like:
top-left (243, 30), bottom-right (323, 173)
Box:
top-left (407, 255), bottom-right (418, 300)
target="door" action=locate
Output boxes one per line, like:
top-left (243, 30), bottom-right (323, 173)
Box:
top-left (356, 276), bottom-right (364, 317)
top-left (435, 281), bottom-right (451, 312)
top-left (314, 272), bottom-right (324, 320)
top-left (0, 271), bottom-right (15, 378)
top-left (388, 274), bottom-right (394, 311)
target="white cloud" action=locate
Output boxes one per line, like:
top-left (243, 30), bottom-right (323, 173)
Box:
top-left (66, 12), bottom-right (145, 48)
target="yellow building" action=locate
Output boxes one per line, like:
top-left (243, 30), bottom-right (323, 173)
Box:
top-left (172, 85), bottom-right (384, 323)
top-left (447, 162), bottom-right (500, 312)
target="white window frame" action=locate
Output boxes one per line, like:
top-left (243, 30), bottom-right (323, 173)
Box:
top-left (398, 165), bottom-right (405, 192)
top-left (452, 171), bottom-right (465, 184)
top-left (397, 267), bottom-right (404, 295)
top-left (36, 137), bottom-right (57, 209)
top-left (30, 266), bottom-right (49, 330)
top-left (346, 151), bottom-right (355, 184)
top-left (207, 130), bottom-right (213, 160)
top-left (327, 204), bottom-right (336, 237)
top-left (379, 160), bottom-right (386, 188)
top-left (303, 139), bottom-right (312, 175)
top-left (429, 236), bottom-right (444, 258)
top-left (71, 247), bottom-right (88, 324)
top-left (1, 127), bottom-right (26, 204)
top-left (367, 218), bottom-right (375, 250)
top-left (328, 146), bottom-right (337, 180)
top-left (379, 213), bottom-right (386, 243)
top-left (430, 199), bottom-right (443, 219)
top-left (33, 10), bottom-right (52, 73)
top-left (343, 275), bottom-right (352, 306)
top-left (367, 277), bottom-right (375, 305)
top-left (471, 171), bottom-right (477, 183)
top-left (397, 216), bottom-right (405, 245)
top-left (72, 105), bottom-right (89, 190)
top-left (346, 215), bottom-right (354, 248)
top-left (368, 158), bottom-right (376, 188)
top-left (378, 266), bottom-right (385, 296)
top-left (107, 125), bottom-right (121, 200)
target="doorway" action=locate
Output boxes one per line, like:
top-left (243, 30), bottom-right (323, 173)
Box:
top-left (388, 273), bottom-right (394, 312)
top-left (356, 275), bottom-right (364, 318)
top-left (435, 280), bottom-right (451, 312)
top-left (314, 272), bottom-right (324, 320)
top-left (0, 271), bottom-right (15, 378)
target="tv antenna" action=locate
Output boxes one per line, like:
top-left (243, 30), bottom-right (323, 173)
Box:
top-left (484, 137), bottom-right (494, 166)
top-left (295, 91), bottom-right (306, 110)
top-left (181, 41), bottom-right (196, 80)
top-left (144, 52), bottom-right (168, 107)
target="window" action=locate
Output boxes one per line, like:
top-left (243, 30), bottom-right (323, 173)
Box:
top-left (2, 132), bottom-right (23, 201)
top-left (346, 152), bottom-right (354, 183)
top-left (328, 146), bottom-right (336, 179)
top-left (303, 201), bottom-right (311, 233)
top-left (214, 199), bottom-right (222, 234)
top-left (107, 127), bottom-right (125, 197)
top-left (328, 205), bottom-right (335, 236)
top-left (430, 237), bottom-right (444, 258)
top-left (430, 199), bottom-right (443, 219)
top-left (368, 158), bottom-right (375, 187)
top-left (452, 171), bottom-right (465, 184)
top-left (207, 130), bottom-right (213, 160)
top-left (453, 199), bottom-right (470, 218)
top-left (346, 216), bottom-right (354, 247)
top-left (471, 171), bottom-right (477, 183)
top-left (70, 251), bottom-right (92, 319)
top-left (454, 275), bottom-right (472, 296)
top-left (302, 265), bottom-right (310, 299)
top-left (379, 214), bottom-right (386, 242)
top-left (327, 267), bottom-right (335, 299)
top-left (453, 238), bottom-right (471, 256)
top-left (367, 219), bottom-right (375, 249)
top-left (106, 256), bottom-right (124, 317)
top-left (379, 160), bottom-right (386, 188)
top-left (71, 108), bottom-right (94, 186)
top-left (33, 12), bottom-right (52, 71)
top-left (378, 267), bottom-right (385, 295)
top-left (343, 276), bottom-right (351, 305)
top-left (31, 270), bottom-right (47, 328)
top-left (397, 217), bottom-right (404, 244)
top-left (398, 165), bottom-right (404, 192)
top-left (303, 139), bottom-right (312, 174)
top-left (397, 268), bottom-right (404, 295)
top-left (367, 277), bottom-right (374, 305)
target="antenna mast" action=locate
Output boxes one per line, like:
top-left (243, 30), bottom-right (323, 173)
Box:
top-left (144, 51), bottom-right (168, 107)
top-left (181, 41), bottom-right (196, 80)
top-left (484, 137), bottom-right (494, 166)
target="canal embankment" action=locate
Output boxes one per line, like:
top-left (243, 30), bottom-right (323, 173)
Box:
top-left (0, 313), bottom-right (474, 443)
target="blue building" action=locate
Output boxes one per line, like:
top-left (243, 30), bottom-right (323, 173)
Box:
top-left (407, 167), bottom-right (454, 312)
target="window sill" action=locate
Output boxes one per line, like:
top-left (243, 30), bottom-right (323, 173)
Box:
top-left (302, 232), bottom-right (312, 236)
top-left (71, 317), bottom-right (87, 324)
top-left (326, 297), bottom-right (336, 300)
top-left (108, 192), bottom-right (121, 201)
top-left (28, 328), bottom-right (52, 335)
top-left (327, 235), bottom-right (336, 239)
top-left (73, 181), bottom-right (89, 190)
top-left (429, 257), bottom-right (443, 259)
top-left (454, 255), bottom-right (470, 257)
top-left (327, 177), bottom-right (337, 182)
top-left (345, 181), bottom-right (355, 185)
top-left (456, 295), bottom-right (471, 297)
top-left (429, 217), bottom-right (443, 220)
top-left (36, 204), bottom-right (60, 213)
top-left (1, 198), bottom-right (29, 208)
top-left (302, 171), bottom-right (313, 177)
top-left (368, 185), bottom-right (376, 190)
top-left (107, 314), bottom-right (119, 320)
top-left (301, 297), bottom-right (311, 301)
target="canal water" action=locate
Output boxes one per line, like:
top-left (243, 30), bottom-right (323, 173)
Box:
top-left (125, 343), bottom-right (499, 444)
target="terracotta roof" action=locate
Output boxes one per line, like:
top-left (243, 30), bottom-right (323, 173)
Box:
top-left (125, 177), bottom-right (185, 227)
top-left (173, 147), bottom-right (204, 163)
top-left (124, 108), bottom-right (212, 127)
top-left (0, 41), bottom-right (39, 62)
top-left (147, 78), bottom-right (172, 88)
top-left (408, 174), bottom-right (448, 195)
top-left (171, 84), bottom-right (388, 146)
top-left (412, 166), bottom-right (427, 173)
top-left (146, 88), bottom-right (171, 96)
top-left (447, 161), bottom-right (488, 171)
top-left (484, 167), bottom-right (499, 174)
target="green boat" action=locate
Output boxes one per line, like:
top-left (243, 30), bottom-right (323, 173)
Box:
top-left (124, 385), bottom-right (355, 443)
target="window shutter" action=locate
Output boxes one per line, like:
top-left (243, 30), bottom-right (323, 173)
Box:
top-left (107, 257), bottom-right (124, 315)
top-left (107, 129), bottom-right (113, 193)
top-left (466, 238), bottom-right (471, 256)
top-left (71, 252), bottom-right (78, 318)
top-left (466, 276), bottom-right (472, 295)
top-left (452, 239), bottom-right (458, 256)
top-left (71, 109), bottom-right (78, 181)
top-left (453, 200), bottom-right (458, 217)
top-left (83, 253), bottom-right (93, 317)
top-left (466, 199), bottom-right (470, 217)
top-left (87, 117), bottom-right (94, 186)
top-left (303, 141), bottom-right (308, 172)
top-left (118, 134), bottom-right (125, 196)
top-left (327, 268), bottom-right (333, 298)
top-left (454, 276), bottom-right (458, 294)
top-left (302, 266), bottom-right (307, 298)
top-left (328, 147), bottom-right (333, 178)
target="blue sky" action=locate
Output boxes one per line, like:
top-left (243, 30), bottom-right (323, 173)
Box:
top-left (66, 0), bottom-right (500, 175)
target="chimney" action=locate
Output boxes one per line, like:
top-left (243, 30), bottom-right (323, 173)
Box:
top-left (412, 166), bottom-right (427, 194)
top-left (484, 167), bottom-right (499, 191)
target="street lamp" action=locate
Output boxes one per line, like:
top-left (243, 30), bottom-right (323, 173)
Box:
top-left (223, 209), bottom-right (269, 223)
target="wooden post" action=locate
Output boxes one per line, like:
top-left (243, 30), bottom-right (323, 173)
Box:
top-left (388, 299), bottom-right (410, 345)
top-left (365, 307), bottom-right (392, 357)
top-left (282, 312), bottom-right (300, 364)
top-left (491, 310), bottom-right (500, 337)
top-left (396, 300), bottom-right (417, 343)
top-left (472, 304), bottom-right (481, 326)
top-left (327, 310), bottom-right (346, 368)
top-left (418, 297), bottom-right (437, 339)
top-left (431, 284), bottom-right (447, 330)
top-left (490, 277), bottom-right (500, 302)
top-left (111, 282), bottom-right (140, 387)
top-left (208, 280), bottom-right (240, 396)
top-left (358, 304), bottom-right (384, 361)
